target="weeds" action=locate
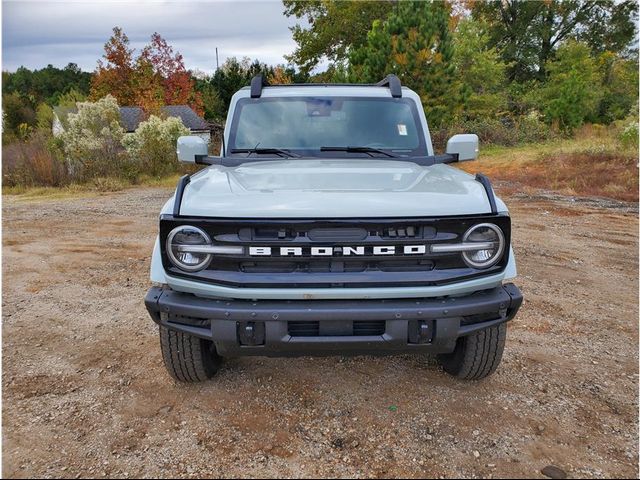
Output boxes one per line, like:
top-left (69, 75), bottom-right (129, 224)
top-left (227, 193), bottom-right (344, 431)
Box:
top-left (2, 132), bottom-right (68, 187)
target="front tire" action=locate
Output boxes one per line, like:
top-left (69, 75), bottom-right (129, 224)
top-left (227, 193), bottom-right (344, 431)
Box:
top-left (437, 323), bottom-right (507, 380)
top-left (159, 326), bottom-right (221, 382)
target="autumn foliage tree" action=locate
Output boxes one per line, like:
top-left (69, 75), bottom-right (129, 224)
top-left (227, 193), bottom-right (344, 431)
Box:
top-left (90, 27), bottom-right (202, 115)
top-left (130, 58), bottom-right (165, 114)
top-left (268, 66), bottom-right (293, 85)
top-left (90, 28), bottom-right (138, 105)
top-left (141, 33), bottom-right (203, 114)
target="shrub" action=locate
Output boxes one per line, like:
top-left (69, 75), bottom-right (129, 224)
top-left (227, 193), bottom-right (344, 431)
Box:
top-left (2, 132), bottom-right (68, 187)
top-left (61, 95), bottom-right (128, 180)
top-left (516, 112), bottom-right (557, 144)
top-left (91, 176), bottom-right (127, 191)
top-left (540, 41), bottom-right (603, 133)
top-left (122, 115), bottom-right (190, 177)
top-left (2, 92), bottom-right (36, 141)
top-left (620, 120), bottom-right (639, 149)
top-left (36, 103), bottom-right (55, 132)
top-left (431, 114), bottom-right (556, 152)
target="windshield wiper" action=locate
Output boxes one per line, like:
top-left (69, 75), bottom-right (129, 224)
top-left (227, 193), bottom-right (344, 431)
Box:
top-left (230, 148), bottom-right (299, 158)
top-left (320, 146), bottom-right (398, 158)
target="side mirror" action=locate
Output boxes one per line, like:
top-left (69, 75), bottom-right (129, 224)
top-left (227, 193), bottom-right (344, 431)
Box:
top-left (446, 134), bottom-right (479, 161)
top-left (177, 135), bottom-right (208, 163)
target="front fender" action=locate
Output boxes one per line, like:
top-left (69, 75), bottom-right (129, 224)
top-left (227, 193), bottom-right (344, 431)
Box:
top-left (504, 246), bottom-right (517, 280)
top-left (150, 236), bottom-right (167, 283)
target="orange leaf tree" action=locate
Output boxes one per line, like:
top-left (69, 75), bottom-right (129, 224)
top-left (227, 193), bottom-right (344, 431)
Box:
top-left (90, 27), bottom-right (139, 105)
top-left (141, 33), bottom-right (203, 115)
top-left (90, 28), bottom-right (202, 115)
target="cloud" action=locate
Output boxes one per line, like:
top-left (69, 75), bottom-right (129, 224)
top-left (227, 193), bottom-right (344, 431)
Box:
top-left (2, 0), bottom-right (301, 73)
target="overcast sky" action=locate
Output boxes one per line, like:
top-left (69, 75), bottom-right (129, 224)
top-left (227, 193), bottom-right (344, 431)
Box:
top-left (2, 0), bottom-right (303, 74)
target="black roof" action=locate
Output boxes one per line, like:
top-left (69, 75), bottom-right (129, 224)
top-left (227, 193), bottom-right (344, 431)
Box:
top-left (120, 105), bottom-right (209, 132)
top-left (119, 107), bottom-right (145, 132)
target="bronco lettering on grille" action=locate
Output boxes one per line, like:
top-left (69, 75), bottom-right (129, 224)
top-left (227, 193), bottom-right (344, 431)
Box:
top-left (248, 246), bottom-right (428, 256)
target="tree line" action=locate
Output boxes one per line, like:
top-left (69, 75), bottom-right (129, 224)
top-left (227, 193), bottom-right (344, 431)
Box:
top-left (2, 0), bottom-right (638, 189)
top-left (1, 30), bottom-right (309, 143)
top-left (2, 0), bottom-right (638, 152)
top-left (284, 0), bottom-right (638, 134)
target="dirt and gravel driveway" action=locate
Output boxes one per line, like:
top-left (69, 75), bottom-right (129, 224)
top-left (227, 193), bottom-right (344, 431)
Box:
top-left (2, 186), bottom-right (638, 478)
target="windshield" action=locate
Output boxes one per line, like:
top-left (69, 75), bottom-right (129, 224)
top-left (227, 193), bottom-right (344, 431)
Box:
top-left (228, 96), bottom-right (428, 157)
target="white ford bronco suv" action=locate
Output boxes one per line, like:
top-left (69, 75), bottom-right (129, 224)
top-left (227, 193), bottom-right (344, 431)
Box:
top-left (145, 74), bottom-right (523, 382)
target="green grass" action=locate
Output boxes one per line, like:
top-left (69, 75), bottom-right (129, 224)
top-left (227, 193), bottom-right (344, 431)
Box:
top-left (2, 184), bottom-right (98, 200)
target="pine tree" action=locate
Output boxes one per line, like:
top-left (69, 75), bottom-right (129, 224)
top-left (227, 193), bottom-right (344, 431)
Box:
top-left (349, 1), bottom-right (459, 128)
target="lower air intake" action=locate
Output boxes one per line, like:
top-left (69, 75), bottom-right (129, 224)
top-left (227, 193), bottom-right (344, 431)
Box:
top-left (287, 320), bottom-right (385, 337)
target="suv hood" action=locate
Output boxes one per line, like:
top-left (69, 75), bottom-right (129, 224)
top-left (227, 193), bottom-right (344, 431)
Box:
top-left (178, 159), bottom-right (503, 218)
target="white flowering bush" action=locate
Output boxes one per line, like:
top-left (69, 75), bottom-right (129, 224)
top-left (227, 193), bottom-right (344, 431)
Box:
top-left (620, 120), bottom-right (638, 150)
top-left (122, 115), bottom-right (190, 176)
top-left (61, 95), bottom-right (126, 180)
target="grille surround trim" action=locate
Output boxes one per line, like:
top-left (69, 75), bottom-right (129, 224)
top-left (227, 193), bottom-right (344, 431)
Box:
top-left (159, 214), bottom-right (511, 289)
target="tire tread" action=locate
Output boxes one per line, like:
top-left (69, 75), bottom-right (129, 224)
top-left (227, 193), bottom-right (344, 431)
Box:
top-left (437, 323), bottom-right (507, 380)
top-left (159, 326), bottom-right (220, 382)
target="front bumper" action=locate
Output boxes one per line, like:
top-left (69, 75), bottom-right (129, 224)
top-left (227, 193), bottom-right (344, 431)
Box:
top-left (145, 283), bottom-right (522, 357)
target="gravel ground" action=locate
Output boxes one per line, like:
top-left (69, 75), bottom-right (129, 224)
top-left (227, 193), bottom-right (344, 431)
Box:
top-left (2, 187), bottom-right (638, 478)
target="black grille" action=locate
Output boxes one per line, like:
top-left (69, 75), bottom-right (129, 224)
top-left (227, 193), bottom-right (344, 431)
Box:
top-left (288, 320), bottom-right (385, 337)
top-left (288, 321), bottom-right (319, 336)
top-left (239, 258), bottom-right (434, 273)
top-left (353, 320), bottom-right (386, 335)
top-left (160, 215), bottom-right (511, 288)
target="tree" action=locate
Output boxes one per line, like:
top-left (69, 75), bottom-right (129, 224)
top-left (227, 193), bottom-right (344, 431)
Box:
top-left (268, 66), bottom-right (293, 85)
top-left (36, 103), bottom-right (54, 131)
top-left (3, 63), bottom-right (91, 106)
top-left (2, 92), bottom-right (36, 140)
top-left (453, 18), bottom-right (509, 120)
top-left (141, 33), bottom-right (203, 114)
top-left (57, 89), bottom-right (87, 108)
top-left (349, 0), bottom-right (458, 127)
top-left (90, 27), bottom-right (138, 105)
top-left (90, 28), bottom-right (202, 114)
top-left (472, 0), bottom-right (639, 82)
top-left (121, 115), bottom-right (189, 176)
top-left (595, 52), bottom-right (639, 123)
top-left (130, 57), bottom-right (165, 115)
top-left (540, 41), bottom-right (603, 132)
top-left (61, 95), bottom-right (126, 179)
top-left (283, 0), bottom-right (394, 74)
top-left (208, 57), bottom-right (272, 118)
top-left (193, 78), bottom-right (225, 121)
top-left (575, 0), bottom-right (639, 56)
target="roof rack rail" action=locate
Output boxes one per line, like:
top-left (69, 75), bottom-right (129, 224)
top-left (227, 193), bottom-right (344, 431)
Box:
top-left (248, 73), bottom-right (403, 98)
top-left (376, 74), bottom-right (402, 98)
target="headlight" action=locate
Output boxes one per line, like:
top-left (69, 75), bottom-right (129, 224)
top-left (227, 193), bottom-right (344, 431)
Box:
top-left (166, 226), bottom-right (213, 272)
top-left (461, 223), bottom-right (505, 269)
top-left (166, 225), bottom-right (245, 272)
top-left (431, 223), bottom-right (505, 269)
